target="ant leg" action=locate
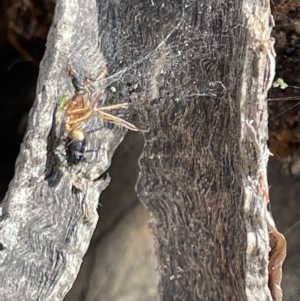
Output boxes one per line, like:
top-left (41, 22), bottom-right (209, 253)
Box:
top-left (68, 111), bottom-right (93, 126)
top-left (68, 107), bottom-right (91, 116)
top-left (68, 103), bottom-right (129, 122)
top-left (63, 94), bottom-right (91, 117)
top-left (96, 103), bottom-right (130, 111)
top-left (63, 94), bottom-right (86, 111)
top-left (86, 67), bottom-right (108, 107)
top-left (94, 66), bottom-right (108, 82)
top-left (91, 90), bottom-right (104, 108)
top-left (96, 100), bottom-right (144, 112)
top-left (71, 65), bottom-right (108, 83)
top-left (98, 111), bottom-right (147, 132)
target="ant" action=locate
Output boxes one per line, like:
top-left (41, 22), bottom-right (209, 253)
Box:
top-left (62, 64), bottom-right (146, 164)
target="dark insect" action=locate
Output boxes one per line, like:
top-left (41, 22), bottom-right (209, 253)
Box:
top-left (61, 65), bottom-right (146, 164)
top-left (68, 64), bottom-right (90, 93)
top-left (66, 129), bottom-right (86, 164)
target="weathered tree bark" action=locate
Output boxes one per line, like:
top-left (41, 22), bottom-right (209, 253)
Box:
top-left (0, 0), bottom-right (285, 300)
top-left (135, 1), bottom-right (281, 300)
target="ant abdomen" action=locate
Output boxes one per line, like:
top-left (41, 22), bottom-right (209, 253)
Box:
top-left (66, 129), bottom-right (86, 165)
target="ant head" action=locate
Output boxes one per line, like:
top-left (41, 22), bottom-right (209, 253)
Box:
top-left (67, 64), bottom-right (85, 92)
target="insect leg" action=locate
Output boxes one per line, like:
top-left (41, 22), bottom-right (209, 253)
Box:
top-left (98, 111), bottom-right (147, 132)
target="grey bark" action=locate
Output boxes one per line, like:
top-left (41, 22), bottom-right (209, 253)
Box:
top-left (0, 0), bottom-right (277, 301)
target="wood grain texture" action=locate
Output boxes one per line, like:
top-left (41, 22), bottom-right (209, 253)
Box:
top-left (131, 0), bottom-right (276, 300)
top-left (0, 0), bottom-right (282, 300)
